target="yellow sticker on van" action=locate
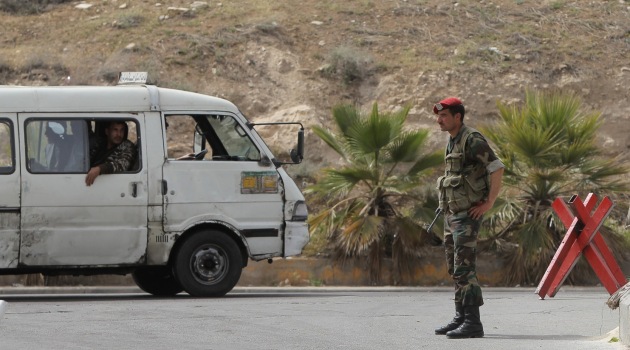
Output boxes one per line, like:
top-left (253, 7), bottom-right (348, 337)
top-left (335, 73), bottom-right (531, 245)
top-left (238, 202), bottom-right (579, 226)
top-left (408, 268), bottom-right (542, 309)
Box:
top-left (241, 171), bottom-right (278, 194)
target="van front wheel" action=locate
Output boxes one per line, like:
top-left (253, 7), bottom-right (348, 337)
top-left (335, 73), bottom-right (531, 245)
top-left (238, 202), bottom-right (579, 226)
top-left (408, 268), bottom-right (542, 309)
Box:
top-left (174, 231), bottom-right (243, 297)
top-left (132, 267), bottom-right (184, 296)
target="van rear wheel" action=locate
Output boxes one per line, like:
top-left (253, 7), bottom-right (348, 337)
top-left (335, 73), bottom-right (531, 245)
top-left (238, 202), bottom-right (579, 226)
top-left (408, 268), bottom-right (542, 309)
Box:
top-left (174, 231), bottom-right (243, 297)
top-left (132, 267), bottom-right (183, 296)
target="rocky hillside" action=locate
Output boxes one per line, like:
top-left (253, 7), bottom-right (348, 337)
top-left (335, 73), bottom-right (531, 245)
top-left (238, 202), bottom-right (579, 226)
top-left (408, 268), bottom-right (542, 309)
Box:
top-left (1, 0), bottom-right (629, 173)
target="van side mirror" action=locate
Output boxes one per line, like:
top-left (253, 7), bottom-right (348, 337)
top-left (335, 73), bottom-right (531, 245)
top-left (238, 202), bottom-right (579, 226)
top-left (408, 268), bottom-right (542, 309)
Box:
top-left (290, 128), bottom-right (304, 164)
top-left (248, 121), bottom-right (304, 166)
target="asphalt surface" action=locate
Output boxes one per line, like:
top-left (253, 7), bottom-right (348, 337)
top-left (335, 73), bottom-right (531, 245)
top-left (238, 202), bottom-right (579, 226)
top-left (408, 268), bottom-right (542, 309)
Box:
top-left (0, 286), bottom-right (627, 350)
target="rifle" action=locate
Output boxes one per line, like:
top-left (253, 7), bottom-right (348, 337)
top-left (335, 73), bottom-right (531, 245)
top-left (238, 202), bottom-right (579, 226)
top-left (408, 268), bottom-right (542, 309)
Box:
top-left (425, 208), bottom-right (444, 246)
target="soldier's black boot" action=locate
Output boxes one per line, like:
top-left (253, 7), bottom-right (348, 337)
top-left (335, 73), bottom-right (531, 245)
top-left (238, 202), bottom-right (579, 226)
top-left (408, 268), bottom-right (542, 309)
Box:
top-left (446, 305), bottom-right (484, 338)
top-left (434, 302), bottom-right (464, 335)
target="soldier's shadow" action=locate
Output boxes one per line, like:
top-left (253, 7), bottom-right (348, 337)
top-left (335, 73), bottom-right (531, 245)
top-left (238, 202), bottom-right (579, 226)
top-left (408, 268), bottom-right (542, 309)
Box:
top-left (484, 333), bottom-right (598, 341)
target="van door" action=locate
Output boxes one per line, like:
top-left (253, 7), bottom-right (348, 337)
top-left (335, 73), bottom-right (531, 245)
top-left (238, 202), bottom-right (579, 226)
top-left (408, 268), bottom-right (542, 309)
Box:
top-left (18, 114), bottom-right (149, 266)
top-left (162, 114), bottom-right (283, 257)
top-left (0, 114), bottom-right (20, 268)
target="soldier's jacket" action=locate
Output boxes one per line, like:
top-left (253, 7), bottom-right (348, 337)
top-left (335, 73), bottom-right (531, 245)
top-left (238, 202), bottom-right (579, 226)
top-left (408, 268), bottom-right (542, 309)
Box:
top-left (90, 139), bottom-right (137, 174)
top-left (437, 125), bottom-right (502, 214)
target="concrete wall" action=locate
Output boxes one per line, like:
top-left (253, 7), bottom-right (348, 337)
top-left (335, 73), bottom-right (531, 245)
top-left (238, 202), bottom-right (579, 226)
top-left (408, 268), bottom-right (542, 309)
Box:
top-left (238, 251), bottom-right (505, 287)
top-left (1, 248), bottom-right (623, 287)
top-left (0, 249), bottom-right (506, 287)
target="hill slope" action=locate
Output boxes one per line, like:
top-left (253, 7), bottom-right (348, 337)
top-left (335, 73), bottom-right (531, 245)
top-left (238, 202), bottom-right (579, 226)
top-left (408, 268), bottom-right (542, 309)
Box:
top-left (1, 0), bottom-right (629, 169)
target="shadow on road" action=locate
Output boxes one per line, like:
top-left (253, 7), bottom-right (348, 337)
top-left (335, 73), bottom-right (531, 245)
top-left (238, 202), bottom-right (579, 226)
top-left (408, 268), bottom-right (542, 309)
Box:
top-left (0, 292), bottom-right (351, 303)
top-left (484, 333), bottom-right (594, 341)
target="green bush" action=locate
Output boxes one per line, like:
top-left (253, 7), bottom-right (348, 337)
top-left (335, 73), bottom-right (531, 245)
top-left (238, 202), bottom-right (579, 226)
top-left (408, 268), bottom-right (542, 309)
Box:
top-left (323, 46), bottom-right (374, 85)
top-left (114, 14), bottom-right (145, 29)
top-left (21, 55), bottom-right (69, 76)
top-left (0, 0), bottom-right (73, 15)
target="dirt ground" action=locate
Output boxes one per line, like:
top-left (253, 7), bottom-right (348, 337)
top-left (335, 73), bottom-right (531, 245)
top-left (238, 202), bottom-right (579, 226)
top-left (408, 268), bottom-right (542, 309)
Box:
top-left (1, 0), bottom-right (629, 173)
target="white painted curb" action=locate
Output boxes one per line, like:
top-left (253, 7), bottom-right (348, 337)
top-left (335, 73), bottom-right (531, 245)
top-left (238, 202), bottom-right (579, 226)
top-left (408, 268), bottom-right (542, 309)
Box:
top-left (0, 300), bottom-right (7, 319)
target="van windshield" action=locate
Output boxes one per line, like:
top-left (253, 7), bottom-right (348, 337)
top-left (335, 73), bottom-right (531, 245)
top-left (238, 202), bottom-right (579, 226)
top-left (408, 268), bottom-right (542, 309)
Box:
top-left (205, 115), bottom-right (260, 161)
top-left (165, 114), bottom-right (261, 161)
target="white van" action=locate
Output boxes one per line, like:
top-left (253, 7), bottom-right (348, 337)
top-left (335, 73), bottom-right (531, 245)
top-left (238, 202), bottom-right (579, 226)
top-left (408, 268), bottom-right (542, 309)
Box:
top-left (0, 73), bottom-right (309, 297)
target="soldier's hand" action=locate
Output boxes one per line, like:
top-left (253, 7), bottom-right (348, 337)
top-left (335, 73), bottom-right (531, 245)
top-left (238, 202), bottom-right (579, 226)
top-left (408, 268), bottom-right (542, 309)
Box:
top-left (468, 200), bottom-right (492, 220)
top-left (85, 166), bottom-right (101, 186)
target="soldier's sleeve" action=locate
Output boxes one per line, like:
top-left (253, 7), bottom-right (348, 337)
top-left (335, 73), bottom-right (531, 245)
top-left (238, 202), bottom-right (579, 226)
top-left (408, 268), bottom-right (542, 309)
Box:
top-left (89, 138), bottom-right (105, 167)
top-left (99, 141), bottom-right (137, 174)
top-left (466, 133), bottom-right (504, 173)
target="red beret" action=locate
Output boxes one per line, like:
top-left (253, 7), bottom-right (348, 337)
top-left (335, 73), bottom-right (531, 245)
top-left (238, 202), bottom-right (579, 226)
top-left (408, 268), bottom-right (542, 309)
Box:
top-left (433, 97), bottom-right (463, 114)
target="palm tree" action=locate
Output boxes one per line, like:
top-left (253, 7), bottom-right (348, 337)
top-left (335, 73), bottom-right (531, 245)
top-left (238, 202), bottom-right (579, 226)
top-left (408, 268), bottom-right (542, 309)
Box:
top-left (480, 89), bottom-right (629, 286)
top-left (306, 102), bottom-right (443, 284)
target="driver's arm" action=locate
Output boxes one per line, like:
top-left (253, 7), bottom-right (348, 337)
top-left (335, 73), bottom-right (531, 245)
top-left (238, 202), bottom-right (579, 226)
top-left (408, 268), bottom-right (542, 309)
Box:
top-left (176, 153), bottom-right (195, 160)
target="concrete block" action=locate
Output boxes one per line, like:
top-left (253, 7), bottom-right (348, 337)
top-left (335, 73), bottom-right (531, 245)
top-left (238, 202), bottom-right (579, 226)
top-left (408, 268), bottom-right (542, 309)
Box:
top-left (0, 300), bottom-right (7, 320)
top-left (620, 293), bottom-right (630, 345)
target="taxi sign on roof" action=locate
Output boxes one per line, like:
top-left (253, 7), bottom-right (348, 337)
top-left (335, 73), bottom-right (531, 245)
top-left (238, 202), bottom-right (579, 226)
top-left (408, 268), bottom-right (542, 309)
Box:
top-left (118, 72), bottom-right (148, 85)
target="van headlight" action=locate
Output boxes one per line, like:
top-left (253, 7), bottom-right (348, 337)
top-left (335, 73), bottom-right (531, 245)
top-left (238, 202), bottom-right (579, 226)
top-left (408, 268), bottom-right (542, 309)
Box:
top-left (291, 201), bottom-right (308, 221)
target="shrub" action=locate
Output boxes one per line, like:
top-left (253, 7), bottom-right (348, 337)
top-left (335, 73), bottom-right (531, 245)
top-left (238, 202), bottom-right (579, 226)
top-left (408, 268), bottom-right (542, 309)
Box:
top-left (114, 14), bottom-right (145, 29)
top-left (0, 0), bottom-right (72, 15)
top-left (322, 46), bottom-right (374, 85)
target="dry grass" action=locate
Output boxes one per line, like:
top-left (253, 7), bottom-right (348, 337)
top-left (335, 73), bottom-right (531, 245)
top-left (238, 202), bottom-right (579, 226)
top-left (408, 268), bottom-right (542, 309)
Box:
top-left (1, 1), bottom-right (627, 86)
top-left (0, 0), bottom-right (628, 139)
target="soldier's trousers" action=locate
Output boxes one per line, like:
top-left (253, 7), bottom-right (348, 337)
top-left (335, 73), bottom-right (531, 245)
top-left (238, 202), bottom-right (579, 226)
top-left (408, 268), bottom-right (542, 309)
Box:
top-left (444, 210), bottom-right (484, 306)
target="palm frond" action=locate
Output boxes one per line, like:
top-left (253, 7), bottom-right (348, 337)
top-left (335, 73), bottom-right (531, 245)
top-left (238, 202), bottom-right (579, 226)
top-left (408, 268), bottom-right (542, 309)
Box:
top-left (573, 158), bottom-right (630, 192)
top-left (565, 112), bottom-right (601, 145)
top-left (347, 104), bottom-right (398, 155)
top-left (307, 167), bottom-right (377, 199)
top-left (307, 208), bottom-right (333, 234)
top-left (389, 216), bottom-right (433, 280)
top-left (560, 140), bottom-right (598, 165)
top-left (311, 125), bottom-right (347, 160)
top-left (381, 105), bottom-right (408, 138)
top-left (336, 216), bottom-right (384, 256)
top-left (502, 218), bottom-right (557, 285)
top-left (332, 104), bottom-right (361, 137)
top-left (385, 129), bottom-right (429, 163)
top-left (330, 167), bottom-right (378, 185)
top-left (507, 123), bottom-right (564, 164)
top-left (408, 150), bottom-right (444, 176)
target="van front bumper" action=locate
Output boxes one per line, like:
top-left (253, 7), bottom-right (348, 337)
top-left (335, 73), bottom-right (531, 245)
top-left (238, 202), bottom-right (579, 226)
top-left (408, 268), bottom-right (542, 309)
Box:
top-left (284, 221), bottom-right (309, 257)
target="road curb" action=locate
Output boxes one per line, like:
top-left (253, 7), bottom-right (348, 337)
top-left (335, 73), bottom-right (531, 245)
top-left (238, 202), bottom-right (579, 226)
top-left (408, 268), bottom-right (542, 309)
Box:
top-left (0, 285), bottom-right (612, 295)
top-left (0, 286), bottom-right (142, 295)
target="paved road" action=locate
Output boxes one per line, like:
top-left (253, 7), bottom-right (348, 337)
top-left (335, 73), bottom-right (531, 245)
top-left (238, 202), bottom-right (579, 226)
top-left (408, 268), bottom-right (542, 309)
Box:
top-left (0, 287), bottom-right (626, 350)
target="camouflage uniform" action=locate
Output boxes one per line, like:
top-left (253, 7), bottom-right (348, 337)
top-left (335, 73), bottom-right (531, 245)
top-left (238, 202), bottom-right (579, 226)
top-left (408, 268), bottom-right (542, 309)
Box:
top-left (437, 124), bottom-right (504, 307)
top-left (90, 138), bottom-right (137, 173)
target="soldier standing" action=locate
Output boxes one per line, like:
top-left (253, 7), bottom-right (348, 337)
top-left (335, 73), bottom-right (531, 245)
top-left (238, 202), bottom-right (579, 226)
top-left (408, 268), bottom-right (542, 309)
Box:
top-left (433, 97), bottom-right (504, 339)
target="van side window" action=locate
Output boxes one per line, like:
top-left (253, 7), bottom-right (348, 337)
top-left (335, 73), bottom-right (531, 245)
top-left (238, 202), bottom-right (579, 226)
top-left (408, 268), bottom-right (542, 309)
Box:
top-left (0, 120), bottom-right (15, 174)
top-left (89, 119), bottom-right (140, 173)
top-left (165, 115), bottom-right (209, 160)
top-left (25, 119), bottom-right (89, 174)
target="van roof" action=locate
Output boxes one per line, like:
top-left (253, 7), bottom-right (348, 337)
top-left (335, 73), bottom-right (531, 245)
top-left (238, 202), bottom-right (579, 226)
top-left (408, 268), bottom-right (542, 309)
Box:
top-left (0, 85), bottom-right (241, 114)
